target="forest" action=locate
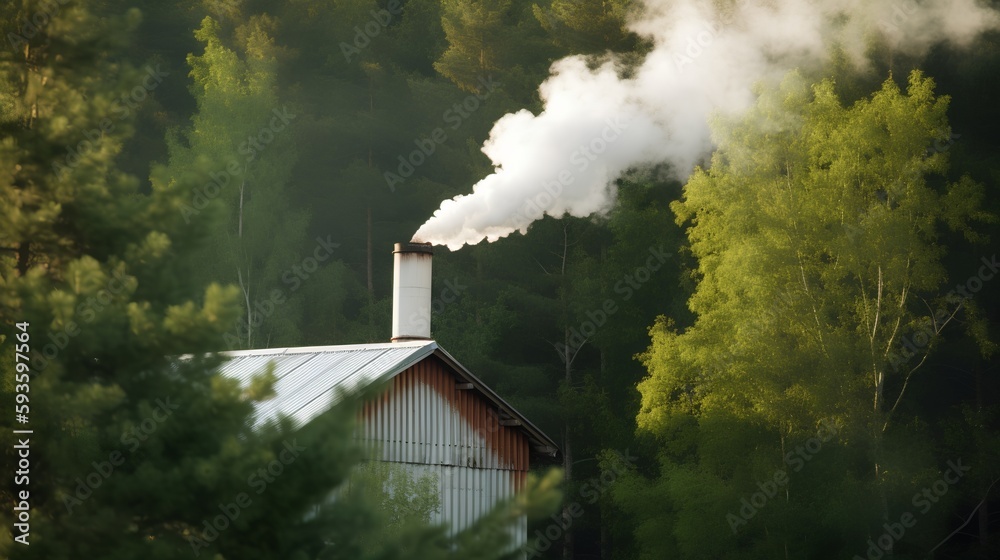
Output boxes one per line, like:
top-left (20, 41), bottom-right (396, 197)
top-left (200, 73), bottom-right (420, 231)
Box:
top-left (1, 0), bottom-right (999, 558)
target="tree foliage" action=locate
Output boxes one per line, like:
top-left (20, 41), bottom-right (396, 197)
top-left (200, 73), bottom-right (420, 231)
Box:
top-left (167, 15), bottom-right (308, 349)
top-left (2, 0), bottom-right (999, 558)
top-left (625, 70), bottom-right (995, 559)
top-left (0, 2), bottom-right (560, 558)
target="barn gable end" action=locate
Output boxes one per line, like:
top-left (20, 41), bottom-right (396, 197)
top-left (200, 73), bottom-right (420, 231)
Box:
top-left (216, 341), bottom-right (558, 554)
top-left (359, 355), bottom-right (533, 540)
top-left (361, 355), bottom-right (530, 472)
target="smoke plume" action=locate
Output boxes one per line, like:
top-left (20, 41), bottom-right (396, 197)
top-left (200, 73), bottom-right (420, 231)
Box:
top-left (414, 0), bottom-right (1000, 250)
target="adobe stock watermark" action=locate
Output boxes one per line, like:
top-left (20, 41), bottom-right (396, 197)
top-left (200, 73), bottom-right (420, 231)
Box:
top-left (555, 245), bottom-right (671, 362)
top-left (851, 458), bottom-right (970, 560)
top-left (877, 0), bottom-right (919, 45)
top-left (526, 449), bottom-right (638, 558)
top-left (187, 440), bottom-right (306, 556)
top-left (672, 0), bottom-right (747, 72)
top-left (222, 235), bottom-right (340, 349)
top-left (514, 116), bottom-right (628, 226)
top-left (408, 277), bottom-right (467, 335)
top-left (51, 65), bottom-right (169, 177)
top-left (887, 254), bottom-right (998, 372)
top-left (180, 106), bottom-right (297, 223)
top-left (927, 131), bottom-right (960, 156)
top-left (384, 75), bottom-right (501, 191)
top-left (340, 0), bottom-right (403, 62)
top-left (727, 418), bottom-right (838, 534)
top-left (6, 0), bottom-right (69, 50)
top-left (62, 397), bottom-right (181, 514)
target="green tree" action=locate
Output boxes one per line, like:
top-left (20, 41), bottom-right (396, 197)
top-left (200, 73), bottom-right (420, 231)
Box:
top-left (625, 71), bottom-right (993, 558)
top-left (338, 461), bottom-right (441, 556)
top-left (436, 0), bottom-right (513, 92)
top-left (0, 2), bottom-right (560, 558)
top-left (166, 15), bottom-right (308, 349)
top-left (435, 0), bottom-right (554, 103)
top-left (532, 0), bottom-right (636, 55)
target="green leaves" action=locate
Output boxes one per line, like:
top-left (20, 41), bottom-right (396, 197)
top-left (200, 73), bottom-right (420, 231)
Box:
top-left (533, 0), bottom-right (635, 55)
top-left (659, 69), bottom-right (988, 421)
top-left (435, 0), bottom-right (513, 92)
top-left (631, 70), bottom-right (993, 558)
top-left (168, 16), bottom-right (307, 350)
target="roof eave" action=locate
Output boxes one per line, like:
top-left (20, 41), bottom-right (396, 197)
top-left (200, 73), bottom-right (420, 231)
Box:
top-left (428, 343), bottom-right (561, 459)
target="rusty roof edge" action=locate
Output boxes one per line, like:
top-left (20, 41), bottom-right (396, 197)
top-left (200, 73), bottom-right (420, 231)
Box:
top-left (371, 344), bottom-right (438, 386)
top-left (428, 342), bottom-right (561, 459)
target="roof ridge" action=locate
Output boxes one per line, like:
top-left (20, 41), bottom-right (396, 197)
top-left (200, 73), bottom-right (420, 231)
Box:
top-left (221, 340), bottom-right (435, 357)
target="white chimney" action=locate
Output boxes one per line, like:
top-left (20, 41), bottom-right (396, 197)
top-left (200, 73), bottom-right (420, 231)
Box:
top-left (391, 242), bottom-right (433, 342)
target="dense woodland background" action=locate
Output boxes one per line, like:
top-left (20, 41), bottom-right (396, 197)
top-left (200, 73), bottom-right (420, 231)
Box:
top-left (1, 0), bottom-right (1000, 559)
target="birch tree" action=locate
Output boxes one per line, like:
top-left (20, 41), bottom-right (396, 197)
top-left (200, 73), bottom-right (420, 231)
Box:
top-left (167, 16), bottom-right (307, 349)
top-left (630, 70), bottom-right (993, 557)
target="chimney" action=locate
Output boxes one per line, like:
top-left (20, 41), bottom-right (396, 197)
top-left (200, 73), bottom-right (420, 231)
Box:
top-left (391, 242), bottom-right (433, 342)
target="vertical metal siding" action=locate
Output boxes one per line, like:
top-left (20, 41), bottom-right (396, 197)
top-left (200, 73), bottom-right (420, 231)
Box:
top-left (360, 358), bottom-right (530, 471)
top-left (358, 357), bottom-right (529, 556)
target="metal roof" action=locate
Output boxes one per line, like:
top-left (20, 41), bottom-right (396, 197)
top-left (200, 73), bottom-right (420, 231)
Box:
top-left (216, 341), bottom-right (560, 458)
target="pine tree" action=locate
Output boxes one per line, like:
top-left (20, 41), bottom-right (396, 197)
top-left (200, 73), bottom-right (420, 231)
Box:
top-left (0, 2), bottom-right (560, 558)
top-left (532, 0), bottom-right (636, 55)
top-left (435, 0), bottom-right (554, 103)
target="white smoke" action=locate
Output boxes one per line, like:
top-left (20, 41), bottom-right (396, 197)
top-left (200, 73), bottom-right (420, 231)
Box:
top-left (414, 0), bottom-right (1000, 251)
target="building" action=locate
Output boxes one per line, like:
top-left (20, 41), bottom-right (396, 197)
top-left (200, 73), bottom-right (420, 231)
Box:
top-left (216, 242), bottom-right (560, 552)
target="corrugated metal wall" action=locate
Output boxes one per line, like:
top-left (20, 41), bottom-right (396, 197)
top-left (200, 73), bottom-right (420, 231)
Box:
top-left (394, 463), bottom-right (527, 551)
top-left (358, 357), bottom-right (528, 553)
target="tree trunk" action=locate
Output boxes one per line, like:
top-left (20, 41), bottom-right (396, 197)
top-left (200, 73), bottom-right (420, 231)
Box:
top-left (561, 225), bottom-right (574, 560)
top-left (237, 179), bottom-right (252, 347)
top-left (16, 43), bottom-right (35, 278)
top-left (976, 366), bottom-right (989, 548)
top-left (874, 442), bottom-right (891, 556)
top-left (563, 421), bottom-right (574, 560)
top-left (16, 241), bottom-right (30, 276)
top-left (600, 510), bottom-right (609, 560)
top-left (367, 205), bottom-right (373, 298)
